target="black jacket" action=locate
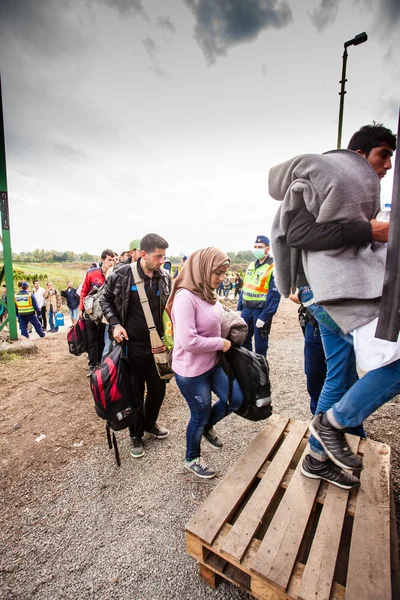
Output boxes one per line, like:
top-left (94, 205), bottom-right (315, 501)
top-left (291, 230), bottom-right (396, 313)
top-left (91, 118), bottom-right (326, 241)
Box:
top-left (100, 261), bottom-right (171, 328)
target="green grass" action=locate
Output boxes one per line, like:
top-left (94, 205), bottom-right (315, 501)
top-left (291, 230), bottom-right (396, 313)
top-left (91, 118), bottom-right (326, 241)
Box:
top-left (11, 262), bottom-right (90, 290)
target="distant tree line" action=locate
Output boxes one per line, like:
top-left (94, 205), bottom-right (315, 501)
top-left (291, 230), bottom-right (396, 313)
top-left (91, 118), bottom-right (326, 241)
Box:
top-left (0, 248), bottom-right (255, 265)
top-left (0, 249), bottom-right (99, 263)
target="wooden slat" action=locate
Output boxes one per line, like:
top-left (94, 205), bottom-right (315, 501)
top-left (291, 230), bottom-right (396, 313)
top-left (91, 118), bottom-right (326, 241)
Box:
top-left (298, 436), bottom-right (361, 600)
top-left (220, 420), bottom-right (308, 561)
top-left (185, 414), bottom-right (289, 545)
top-left (346, 440), bottom-right (391, 600)
top-left (250, 446), bottom-right (320, 591)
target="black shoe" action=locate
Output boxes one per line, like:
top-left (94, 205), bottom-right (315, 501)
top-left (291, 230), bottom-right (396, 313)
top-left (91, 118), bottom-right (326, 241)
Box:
top-left (309, 413), bottom-right (363, 471)
top-left (130, 437), bottom-right (145, 458)
top-left (301, 454), bottom-right (360, 489)
top-left (87, 365), bottom-right (97, 377)
top-left (145, 423), bottom-right (170, 439)
top-left (203, 426), bottom-right (223, 449)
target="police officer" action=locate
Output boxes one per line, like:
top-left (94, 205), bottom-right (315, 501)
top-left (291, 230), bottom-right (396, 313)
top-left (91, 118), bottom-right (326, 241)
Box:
top-left (14, 282), bottom-right (46, 339)
top-left (237, 235), bottom-right (280, 357)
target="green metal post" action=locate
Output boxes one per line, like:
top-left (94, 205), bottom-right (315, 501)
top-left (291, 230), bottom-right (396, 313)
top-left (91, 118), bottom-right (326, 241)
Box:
top-left (0, 73), bottom-right (18, 339)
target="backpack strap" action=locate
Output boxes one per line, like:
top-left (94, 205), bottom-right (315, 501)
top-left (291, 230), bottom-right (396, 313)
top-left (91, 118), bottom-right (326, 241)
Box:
top-left (219, 351), bottom-right (234, 416)
top-left (106, 422), bottom-right (121, 467)
top-left (131, 262), bottom-right (165, 351)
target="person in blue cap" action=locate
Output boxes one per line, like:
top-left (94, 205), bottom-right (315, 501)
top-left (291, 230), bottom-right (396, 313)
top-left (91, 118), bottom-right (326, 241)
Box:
top-left (237, 235), bottom-right (280, 357)
top-left (173, 255), bottom-right (188, 279)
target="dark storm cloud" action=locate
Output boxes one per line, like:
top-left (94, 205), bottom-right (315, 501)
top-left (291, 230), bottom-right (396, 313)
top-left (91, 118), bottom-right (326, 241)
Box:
top-left (366, 0), bottom-right (400, 30)
top-left (0, 0), bottom-right (90, 59)
top-left (184, 0), bottom-right (292, 64)
top-left (308, 0), bottom-right (340, 32)
top-left (94, 0), bottom-right (148, 20)
top-left (156, 15), bottom-right (176, 33)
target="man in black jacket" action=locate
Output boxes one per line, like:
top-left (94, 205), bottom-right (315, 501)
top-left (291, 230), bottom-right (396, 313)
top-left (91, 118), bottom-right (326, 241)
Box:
top-left (100, 233), bottom-right (171, 459)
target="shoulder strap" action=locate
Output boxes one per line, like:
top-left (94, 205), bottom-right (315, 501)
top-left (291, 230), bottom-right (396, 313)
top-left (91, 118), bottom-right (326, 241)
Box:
top-left (131, 262), bottom-right (157, 331)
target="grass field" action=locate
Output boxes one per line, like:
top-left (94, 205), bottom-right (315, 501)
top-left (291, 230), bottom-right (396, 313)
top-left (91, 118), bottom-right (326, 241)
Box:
top-left (11, 262), bottom-right (90, 290)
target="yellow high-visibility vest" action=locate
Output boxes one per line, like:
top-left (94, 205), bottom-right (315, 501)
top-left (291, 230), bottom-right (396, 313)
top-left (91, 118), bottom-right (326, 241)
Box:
top-left (242, 261), bottom-right (274, 308)
top-left (15, 292), bottom-right (34, 314)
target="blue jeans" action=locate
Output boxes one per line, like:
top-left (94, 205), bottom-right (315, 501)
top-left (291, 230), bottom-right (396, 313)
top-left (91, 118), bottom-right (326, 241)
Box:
top-left (241, 307), bottom-right (270, 357)
top-left (332, 358), bottom-right (400, 427)
top-left (175, 363), bottom-right (243, 461)
top-left (48, 307), bottom-right (58, 332)
top-left (101, 324), bottom-right (114, 362)
top-left (304, 322), bottom-right (326, 415)
top-left (309, 324), bottom-right (365, 456)
top-left (68, 307), bottom-right (78, 322)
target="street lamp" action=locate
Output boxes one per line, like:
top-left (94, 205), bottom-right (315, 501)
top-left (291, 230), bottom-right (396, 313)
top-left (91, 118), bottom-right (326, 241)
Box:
top-left (337, 32), bottom-right (368, 149)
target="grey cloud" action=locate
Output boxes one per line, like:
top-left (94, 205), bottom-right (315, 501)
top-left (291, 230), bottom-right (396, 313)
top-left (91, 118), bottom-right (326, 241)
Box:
top-left (363, 0), bottom-right (400, 31)
top-left (142, 35), bottom-right (157, 58)
top-left (53, 143), bottom-right (86, 161)
top-left (308, 0), bottom-right (340, 32)
top-left (151, 65), bottom-right (167, 78)
top-left (156, 15), bottom-right (176, 33)
top-left (94, 0), bottom-right (148, 20)
top-left (261, 64), bottom-right (268, 77)
top-left (184, 0), bottom-right (292, 64)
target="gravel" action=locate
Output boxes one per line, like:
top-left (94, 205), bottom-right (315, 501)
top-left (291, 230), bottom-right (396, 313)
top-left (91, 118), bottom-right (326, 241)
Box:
top-left (0, 299), bottom-right (314, 600)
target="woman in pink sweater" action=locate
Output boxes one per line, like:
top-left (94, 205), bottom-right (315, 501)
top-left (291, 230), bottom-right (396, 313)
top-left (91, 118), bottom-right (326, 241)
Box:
top-left (165, 247), bottom-right (243, 479)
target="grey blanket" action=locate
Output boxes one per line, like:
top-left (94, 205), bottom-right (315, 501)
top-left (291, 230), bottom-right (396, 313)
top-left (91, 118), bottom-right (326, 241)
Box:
top-left (270, 149), bottom-right (386, 333)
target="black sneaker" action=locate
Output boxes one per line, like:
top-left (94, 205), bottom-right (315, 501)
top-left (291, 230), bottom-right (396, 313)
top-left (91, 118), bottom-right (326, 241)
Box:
top-left (145, 423), bottom-right (170, 439)
top-left (87, 365), bottom-right (96, 377)
top-left (203, 427), bottom-right (223, 449)
top-left (301, 454), bottom-right (360, 489)
top-left (184, 458), bottom-right (216, 479)
top-left (309, 413), bottom-right (363, 471)
top-left (130, 437), bottom-right (145, 458)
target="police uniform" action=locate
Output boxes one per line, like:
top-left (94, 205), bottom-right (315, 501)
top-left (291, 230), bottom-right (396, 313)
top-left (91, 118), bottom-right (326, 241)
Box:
top-left (237, 235), bottom-right (280, 356)
top-left (15, 283), bottom-right (46, 339)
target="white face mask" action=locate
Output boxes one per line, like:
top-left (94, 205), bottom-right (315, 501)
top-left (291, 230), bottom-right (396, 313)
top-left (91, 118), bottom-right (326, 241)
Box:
top-left (253, 248), bottom-right (266, 260)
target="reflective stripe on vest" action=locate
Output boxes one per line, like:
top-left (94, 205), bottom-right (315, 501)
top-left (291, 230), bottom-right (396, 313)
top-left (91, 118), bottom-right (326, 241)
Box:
top-left (242, 261), bottom-right (274, 304)
top-left (15, 292), bottom-right (34, 314)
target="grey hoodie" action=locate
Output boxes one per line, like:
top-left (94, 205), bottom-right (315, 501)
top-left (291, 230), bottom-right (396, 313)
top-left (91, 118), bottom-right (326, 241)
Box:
top-left (270, 149), bottom-right (386, 333)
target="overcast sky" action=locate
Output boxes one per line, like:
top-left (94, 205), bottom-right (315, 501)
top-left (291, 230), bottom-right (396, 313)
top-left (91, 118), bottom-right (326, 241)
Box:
top-left (0, 0), bottom-right (399, 256)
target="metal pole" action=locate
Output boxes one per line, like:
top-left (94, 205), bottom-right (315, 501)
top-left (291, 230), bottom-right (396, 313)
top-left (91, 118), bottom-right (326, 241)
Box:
top-left (337, 47), bottom-right (348, 149)
top-left (0, 73), bottom-right (18, 339)
top-left (375, 107), bottom-right (400, 341)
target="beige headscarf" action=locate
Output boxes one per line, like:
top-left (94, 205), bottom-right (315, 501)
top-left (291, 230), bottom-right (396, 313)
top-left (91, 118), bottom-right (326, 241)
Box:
top-left (165, 247), bottom-right (230, 316)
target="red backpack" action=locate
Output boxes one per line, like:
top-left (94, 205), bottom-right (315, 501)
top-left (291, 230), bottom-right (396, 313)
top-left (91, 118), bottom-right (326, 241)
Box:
top-left (67, 319), bottom-right (88, 356)
top-left (90, 343), bottom-right (141, 465)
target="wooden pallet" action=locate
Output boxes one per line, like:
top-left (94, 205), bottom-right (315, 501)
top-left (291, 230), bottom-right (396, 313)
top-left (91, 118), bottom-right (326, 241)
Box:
top-left (186, 414), bottom-right (399, 600)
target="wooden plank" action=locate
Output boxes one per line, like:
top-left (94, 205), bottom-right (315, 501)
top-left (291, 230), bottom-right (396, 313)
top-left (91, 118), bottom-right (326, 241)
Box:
top-left (390, 488), bottom-right (400, 600)
top-left (220, 420), bottom-right (308, 562)
top-left (250, 446), bottom-right (320, 591)
top-left (199, 563), bottom-right (221, 589)
top-left (298, 436), bottom-right (361, 600)
top-left (346, 440), bottom-right (391, 600)
top-left (185, 415), bottom-right (289, 545)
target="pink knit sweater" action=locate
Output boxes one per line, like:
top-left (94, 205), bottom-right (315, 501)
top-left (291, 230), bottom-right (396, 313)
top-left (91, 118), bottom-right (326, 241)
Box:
top-left (171, 289), bottom-right (225, 377)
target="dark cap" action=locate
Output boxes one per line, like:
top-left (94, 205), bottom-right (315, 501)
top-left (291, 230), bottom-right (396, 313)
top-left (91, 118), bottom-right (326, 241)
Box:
top-left (21, 281), bottom-right (29, 289)
top-left (255, 235), bottom-right (270, 246)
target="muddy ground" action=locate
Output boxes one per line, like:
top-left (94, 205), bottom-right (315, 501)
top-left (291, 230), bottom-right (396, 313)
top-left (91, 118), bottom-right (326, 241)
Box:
top-left (0, 298), bottom-right (399, 599)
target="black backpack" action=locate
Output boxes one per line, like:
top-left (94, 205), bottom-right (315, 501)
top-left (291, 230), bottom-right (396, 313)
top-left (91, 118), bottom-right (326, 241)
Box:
top-left (67, 319), bottom-right (89, 356)
top-left (220, 346), bottom-right (272, 421)
top-left (90, 343), bottom-right (141, 465)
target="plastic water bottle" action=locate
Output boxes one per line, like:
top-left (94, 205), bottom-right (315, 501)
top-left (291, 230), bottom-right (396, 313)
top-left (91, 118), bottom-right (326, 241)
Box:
top-left (376, 203), bottom-right (391, 222)
top-left (256, 397), bottom-right (271, 408)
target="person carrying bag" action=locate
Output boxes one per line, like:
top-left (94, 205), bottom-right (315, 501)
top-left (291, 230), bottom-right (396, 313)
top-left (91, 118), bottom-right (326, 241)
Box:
top-left (131, 262), bottom-right (174, 381)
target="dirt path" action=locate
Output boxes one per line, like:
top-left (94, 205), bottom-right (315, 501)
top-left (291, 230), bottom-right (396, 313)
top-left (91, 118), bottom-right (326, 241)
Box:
top-left (0, 299), bottom-right (399, 599)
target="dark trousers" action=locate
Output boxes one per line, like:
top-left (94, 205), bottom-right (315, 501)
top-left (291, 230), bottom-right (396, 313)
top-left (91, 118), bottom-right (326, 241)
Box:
top-left (85, 317), bottom-right (106, 366)
top-left (19, 313), bottom-right (45, 338)
top-left (304, 322), bottom-right (326, 415)
top-left (127, 348), bottom-right (166, 439)
top-left (40, 306), bottom-right (47, 330)
top-left (241, 307), bottom-right (272, 357)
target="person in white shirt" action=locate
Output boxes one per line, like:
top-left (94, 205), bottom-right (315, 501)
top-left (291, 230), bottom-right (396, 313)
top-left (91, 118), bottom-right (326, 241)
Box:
top-left (32, 280), bottom-right (47, 330)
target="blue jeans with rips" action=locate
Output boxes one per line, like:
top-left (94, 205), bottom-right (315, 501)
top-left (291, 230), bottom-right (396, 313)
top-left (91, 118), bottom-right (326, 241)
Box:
top-left (175, 363), bottom-right (243, 462)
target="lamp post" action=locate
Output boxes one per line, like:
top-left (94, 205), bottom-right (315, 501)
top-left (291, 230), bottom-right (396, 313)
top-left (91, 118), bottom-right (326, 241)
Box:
top-left (337, 32), bottom-right (368, 149)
